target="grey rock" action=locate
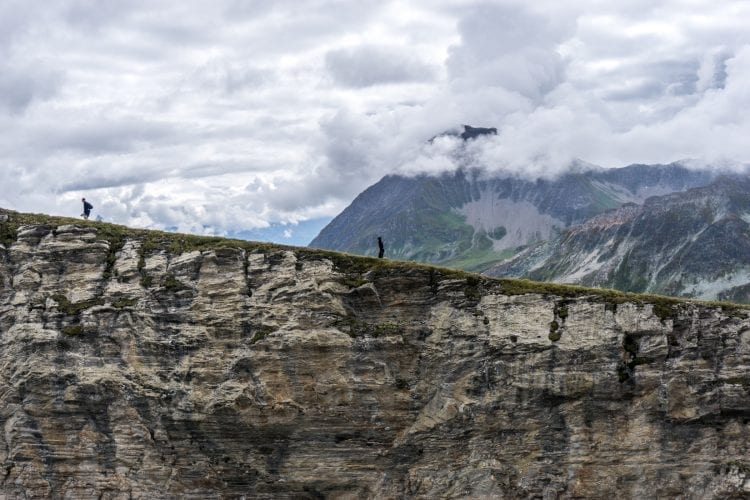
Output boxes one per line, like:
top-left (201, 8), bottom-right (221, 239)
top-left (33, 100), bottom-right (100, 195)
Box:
top-left (489, 175), bottom-right (750, 302)
top-left (1, 221), bottom-right (750, 498)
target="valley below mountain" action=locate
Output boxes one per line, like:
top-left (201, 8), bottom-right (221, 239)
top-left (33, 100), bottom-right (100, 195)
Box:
top-left (2, 209), bottom-right (750, 498)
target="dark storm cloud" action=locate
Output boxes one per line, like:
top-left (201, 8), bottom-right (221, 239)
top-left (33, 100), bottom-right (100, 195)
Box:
top-left (0, 63), bottom-right (63, 114)
top-left (698, 50), bottom-right (731, 91)
top-left (60, 172), bottom-right (162, 192)
top-left (325, 45), bottom-right (438, 88)
top-left (601, 60), bottom-right (700, 101)
top-left (43, 119), bottom-right (176, 155)
top-left (446, 4), bottom-right (571, 100)
top-left (58, 156), bottom-right (284, 192)
top-left (256, 110), bottom-right (385, 214)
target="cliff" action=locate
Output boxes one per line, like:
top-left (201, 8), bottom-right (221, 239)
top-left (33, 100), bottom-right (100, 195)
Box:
top-left (2, 209), bottom-right (750, 498)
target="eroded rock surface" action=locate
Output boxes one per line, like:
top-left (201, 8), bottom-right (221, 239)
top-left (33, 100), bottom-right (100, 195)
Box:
top-left (1, 222), bottom-right (750, 498)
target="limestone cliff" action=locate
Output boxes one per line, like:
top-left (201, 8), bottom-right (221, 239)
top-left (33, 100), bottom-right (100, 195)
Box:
top-left (2, 209), bottom-right (750, 499)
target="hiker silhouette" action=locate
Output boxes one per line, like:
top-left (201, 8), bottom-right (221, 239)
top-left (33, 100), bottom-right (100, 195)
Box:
top-left (378, 237), bottom-right (384, 258)
top-left (81, 198), bottom-right (93, 220)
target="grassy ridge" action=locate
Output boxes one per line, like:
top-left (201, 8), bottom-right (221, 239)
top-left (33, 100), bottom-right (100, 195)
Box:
top-left (2, 207), bottom-right (749, 318)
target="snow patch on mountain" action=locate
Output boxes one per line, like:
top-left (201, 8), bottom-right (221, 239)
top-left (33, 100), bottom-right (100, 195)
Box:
top-left (555, 249), bottom-right (608, 283)
top-left (681, 269), bottom-right (750, 299)
top-left (455, 190), bottom-right (565, 251)
top-left (591, 180), bottom-right (698, 206)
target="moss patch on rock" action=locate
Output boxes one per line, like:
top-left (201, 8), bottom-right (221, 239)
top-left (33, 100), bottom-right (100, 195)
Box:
top-left (62, 325), bottom-right (83, 335)
top-left (249, 325), bottom-right (277, 344)
top-left (337, 318), bottom-right (403, 338)
top-left (111, 296), bottom-right (139, 309)
top-left (52, 294), bottom-right (105, 315)
top-left (463, 276), bottom-right (482, 301)
top-left (549, 320), bottom-right (561, 341)
top-left (0, 219), bottom-right (18, 248)
top-left (164, 275), bottom-right (190, 293)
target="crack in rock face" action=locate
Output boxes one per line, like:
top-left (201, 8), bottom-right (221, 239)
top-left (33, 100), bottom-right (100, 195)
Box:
top-left (1, 217), bottom-right (750, 498)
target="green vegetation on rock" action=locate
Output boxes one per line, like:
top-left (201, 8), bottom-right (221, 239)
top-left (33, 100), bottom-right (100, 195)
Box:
top-left (52, 294), bottom-right (105, 315)
top-left (549, 320), bottom-right (561, 341)
top-left (249, 325), bottom-right (277, 344)
top-left (111, 296), bottom-right (139, 309)
top-left (337, 318), bottom-right (404, 338)
top-left (164, 275), bottom-right (190, 292)
top-left (463, 276), bottom-right (482, 301)
top-left (62, 325), bottom-right (83, 335)
top-left (0, 220), bottom-right (18, 248)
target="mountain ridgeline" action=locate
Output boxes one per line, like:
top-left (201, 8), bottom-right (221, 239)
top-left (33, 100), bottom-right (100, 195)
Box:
top-left (310, 161), bottom-right (750, 302)
top-left (311, 165), bottom-right (711, 264)
top-left (489, 176), bottom-right (750, 303)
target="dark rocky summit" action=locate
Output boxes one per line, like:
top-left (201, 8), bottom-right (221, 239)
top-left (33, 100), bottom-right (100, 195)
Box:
top-left (2, 209), bottom-right (750, 498)
top-left (459, 125), bottom-right (497, 140)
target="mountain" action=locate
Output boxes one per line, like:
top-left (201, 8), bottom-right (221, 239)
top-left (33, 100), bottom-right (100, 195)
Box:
top-left (487, 176), bottom-right (750, 302)
top-left (429, 124), bottom-right (498, 141)
top-left (2, 209), bottom-right (750, 497)
top-left (310, 159), bottom-right (716, 271)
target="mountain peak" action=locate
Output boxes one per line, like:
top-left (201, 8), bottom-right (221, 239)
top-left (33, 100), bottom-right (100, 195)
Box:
top-left (459, 125), bottom-right (497, 140)
top-left (429, 124), bottom-right (497, 143)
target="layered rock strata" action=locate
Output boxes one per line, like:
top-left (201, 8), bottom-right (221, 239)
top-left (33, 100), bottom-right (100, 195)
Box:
top-left (1, 218), bottom-right (750, 498)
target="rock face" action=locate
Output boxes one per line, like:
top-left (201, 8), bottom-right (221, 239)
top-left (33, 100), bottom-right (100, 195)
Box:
top-left (2, 214), bottom-right (750, 498)
top-left (488, 176), bottom-right (750, 303)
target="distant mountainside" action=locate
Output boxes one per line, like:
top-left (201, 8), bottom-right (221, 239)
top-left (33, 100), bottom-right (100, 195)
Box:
top-left (310, 161), bottom-right (716, 270)
top-left (486, 176), bottom-right (750, 302)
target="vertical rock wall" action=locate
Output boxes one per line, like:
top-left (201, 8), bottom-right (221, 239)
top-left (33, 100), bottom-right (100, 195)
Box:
top-left (1, 222), bottom-right (750, 498)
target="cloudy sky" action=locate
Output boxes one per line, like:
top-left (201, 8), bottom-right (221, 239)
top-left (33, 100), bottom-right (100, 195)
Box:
top-left (2, 0), bottom-right (749, 244)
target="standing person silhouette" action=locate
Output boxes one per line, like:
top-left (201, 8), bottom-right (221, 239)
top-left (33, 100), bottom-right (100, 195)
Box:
top-left (81, 198), bottom-right (93, 220)
top-left (377, 236), bottom-right (384, 258)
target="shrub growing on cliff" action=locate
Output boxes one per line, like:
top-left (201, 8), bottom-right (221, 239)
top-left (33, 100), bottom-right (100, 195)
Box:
top-left (549, 320), bottom-right (561, 341)
top-left (62, 325), bottom-right (83, 335)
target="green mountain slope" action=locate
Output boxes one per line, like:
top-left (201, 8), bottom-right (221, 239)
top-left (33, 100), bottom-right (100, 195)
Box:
top-left (310, 163), bottom-right (715, 271)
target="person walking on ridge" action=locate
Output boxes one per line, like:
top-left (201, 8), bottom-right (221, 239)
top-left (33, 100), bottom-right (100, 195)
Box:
top-left (377, 236), bottom-right (385, 258)
top-left (81, 198), bottom-right (93, 220)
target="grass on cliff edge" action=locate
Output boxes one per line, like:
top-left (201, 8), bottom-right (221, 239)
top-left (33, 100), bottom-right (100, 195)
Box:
top-left (1, 207), bottom-right (749, 317)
